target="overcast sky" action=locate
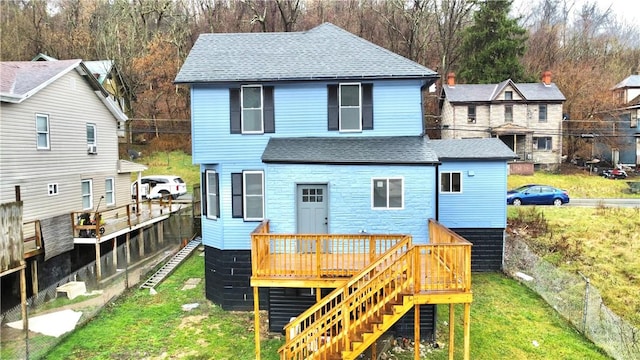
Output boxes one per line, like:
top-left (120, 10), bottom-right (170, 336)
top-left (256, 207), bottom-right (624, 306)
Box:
top-left (512, 0), bottom-right (640, 25)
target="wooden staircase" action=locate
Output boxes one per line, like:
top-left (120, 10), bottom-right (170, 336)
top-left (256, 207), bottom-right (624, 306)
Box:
top-left (339, 292), bottom-right (415, 359)
top-left (279, 238), bottom-right (418, 360)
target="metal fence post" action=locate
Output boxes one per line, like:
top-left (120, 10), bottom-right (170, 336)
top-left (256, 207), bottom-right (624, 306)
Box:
top-left (579, 272), bottom-right (590, 334)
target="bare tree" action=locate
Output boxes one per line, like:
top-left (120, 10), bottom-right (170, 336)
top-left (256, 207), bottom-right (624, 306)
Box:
top-left (432, 0), bottom-right (473, 78)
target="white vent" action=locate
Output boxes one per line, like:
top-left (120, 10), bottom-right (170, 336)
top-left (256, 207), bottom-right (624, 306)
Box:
top-left (87, 145), bottom-right (97, 154)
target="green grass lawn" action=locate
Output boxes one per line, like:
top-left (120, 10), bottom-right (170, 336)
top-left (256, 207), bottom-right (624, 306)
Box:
top-left (45, 254), bottom-right (610, 360)
top-left (508, 206), bottom-right (640, 327)
top-left (133, 151), bottom-right (200, 194)
top-left (431, 273), bottom-right (609, 360)
top-left (508, 172), bottom-right (640, 198)
top-left (45, 253), bottom-right (282, 360)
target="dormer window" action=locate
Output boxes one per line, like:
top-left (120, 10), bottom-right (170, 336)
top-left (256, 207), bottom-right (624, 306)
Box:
top-left (505, 91), bottom-right (513, 100)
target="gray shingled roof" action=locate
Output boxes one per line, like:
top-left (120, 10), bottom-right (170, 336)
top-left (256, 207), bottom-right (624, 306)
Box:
top-left (613, 74), bottom-right (640, 89)
top-left (1, 59), bottom-right (82, 103)
top-left (262, 136), bottom-right (440, 164)
top-left (444, 81), bottom-right (565, 102)
top-left (427, 138), bottom-right (517, 160)
top-left (175, 23), bottom-right (438, 84)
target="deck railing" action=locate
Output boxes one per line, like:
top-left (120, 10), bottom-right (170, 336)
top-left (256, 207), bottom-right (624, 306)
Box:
top-left (421, 219), bottom-right (472, 292)
top-left (70, 196), bottom-right (177, 239)
top-left (23, 220), bottom-right (43, 258)
top-left (251, 221), bottom-right (406, 280)
top-left (271, 219), bottom-right (472, 360)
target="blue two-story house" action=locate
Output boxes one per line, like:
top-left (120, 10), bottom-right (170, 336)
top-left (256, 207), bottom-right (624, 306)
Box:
top-left (176, 23), bottom-right (515, 357)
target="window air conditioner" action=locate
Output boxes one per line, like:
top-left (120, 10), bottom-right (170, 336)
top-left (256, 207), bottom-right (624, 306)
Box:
top-left (87, 145), bottom-right (98, 154)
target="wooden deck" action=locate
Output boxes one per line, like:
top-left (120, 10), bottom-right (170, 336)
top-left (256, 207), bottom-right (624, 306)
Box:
top-left (72, 198), bottom-right (189, 244)
top-left (250, 220), bottom-right (472, 296)
top-left (251, 219), bottom-right (474, 360)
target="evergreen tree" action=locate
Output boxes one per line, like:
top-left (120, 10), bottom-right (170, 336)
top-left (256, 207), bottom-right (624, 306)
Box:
top-left (458, 0), bottom-right (528, 84)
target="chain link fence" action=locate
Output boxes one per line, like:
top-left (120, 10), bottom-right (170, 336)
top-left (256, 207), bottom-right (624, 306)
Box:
top-left (1, 207), bottom-right (195, 360)
top-left (504, 235), bottom-right (640, 360)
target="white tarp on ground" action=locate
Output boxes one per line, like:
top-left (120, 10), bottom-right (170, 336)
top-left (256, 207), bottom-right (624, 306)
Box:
top-left (7, 309), bottom-right (83, 337)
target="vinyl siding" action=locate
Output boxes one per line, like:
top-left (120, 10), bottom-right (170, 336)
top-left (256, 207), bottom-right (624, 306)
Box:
top-left (200, 162), bottom-right (266, 249)
top-left (191, 79), bottom-right (425, 165)
top-left (437, 161), bottom-right (508, 229)
top-left (201, 163), bottom-right (437, 250)
top-left (0, 69), bottom-right (123, 222)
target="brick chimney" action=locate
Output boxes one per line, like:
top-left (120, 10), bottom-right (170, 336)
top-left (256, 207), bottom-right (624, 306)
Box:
top-left (447, 72), bottom-right (456, 87)
top-left (542, 71), bottom-right (552, 86)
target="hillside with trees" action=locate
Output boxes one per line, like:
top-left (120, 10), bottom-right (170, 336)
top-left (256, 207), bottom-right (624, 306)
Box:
top-left (1, 0), bottom-right (638, 159)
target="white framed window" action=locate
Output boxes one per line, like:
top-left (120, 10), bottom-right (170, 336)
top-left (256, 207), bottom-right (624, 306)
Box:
top-left (48, 183), bottom-right (59, 196)
top-left (440, 172), bottom-right (462, 193)
top-left (206, 170), bottom-right (219, 220)
top-left (467, 105), bottom-right (476, 123)
top-left (87, 123), bottom-right (97, 154)
top-left (36, 114), bottom-right (50, 150)
top-left (241, 85), bottom-right (263, 133)
top-left (505, 91), bottom-right (513, 100)
top-left (105, 178), bottom-right (115, 206)
top-left (539, 105), bottom-right (547, 122)
top-left (243, 171), bottom-right (264, 221)
top-left (81, 179), bottom-right (93, 210)
top-left (505, 105), bottom-right (513, 122)
top-left (372, 178), bottom-right (404, 209)
top-left (534, 136), bottom-right (552, 150)
top-left (339, 83), bottom-right (362, 132)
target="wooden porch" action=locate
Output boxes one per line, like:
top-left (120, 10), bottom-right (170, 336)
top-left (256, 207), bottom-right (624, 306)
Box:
top-left (21, 197), bottom-right (190, 283)
top-left (250, 219), bottom-right (473, 360)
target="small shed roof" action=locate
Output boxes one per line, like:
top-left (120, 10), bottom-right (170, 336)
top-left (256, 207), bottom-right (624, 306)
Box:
top-left (262, 136), bottom-right (440, 165)
top-left (118, 160), bottom-right (148, 173)
top-left (427, 138), bottom-right (518, 160)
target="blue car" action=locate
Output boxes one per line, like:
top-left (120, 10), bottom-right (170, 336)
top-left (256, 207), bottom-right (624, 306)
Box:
top-left (507, 184), bottom-right (570, 206)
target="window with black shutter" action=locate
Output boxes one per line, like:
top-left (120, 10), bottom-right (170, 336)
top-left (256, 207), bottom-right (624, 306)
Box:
top-left (327, 83), bottom-right (373, 131)
top-left (231, 173), bottom-right (243, 218)
top-left (201, 172), bottom-right (208, 217)
top-left (205, 170), bottom-right (220, 219)
top-left (229, 86), bottom-right (274, 134)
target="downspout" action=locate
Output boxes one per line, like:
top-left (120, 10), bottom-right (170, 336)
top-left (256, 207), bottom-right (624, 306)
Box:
top-left (435, 164), bottom-right (440, 222)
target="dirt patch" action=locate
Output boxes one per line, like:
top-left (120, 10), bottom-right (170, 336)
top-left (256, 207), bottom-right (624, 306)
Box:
top-left (230, 310), bottom-right (272, 339)
top-left (177, 315), bottom-right (207, 330)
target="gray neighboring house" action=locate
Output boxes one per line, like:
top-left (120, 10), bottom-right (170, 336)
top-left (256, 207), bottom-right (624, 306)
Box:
top-left (32, 53), bottom-right (133, 141)
top-left (608, 74), bottom-right (640, 166)
top-left (440, 72), bottom-right (566, 170)
top-left (0, 60), bottom-right (145, 309)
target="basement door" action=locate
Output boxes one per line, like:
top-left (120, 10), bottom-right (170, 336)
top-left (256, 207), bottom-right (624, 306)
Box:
top-left (296, 184), bottom-right (328, 252)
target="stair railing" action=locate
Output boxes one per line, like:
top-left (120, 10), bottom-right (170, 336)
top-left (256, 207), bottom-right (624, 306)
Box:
top-left (279, 235), bottom-right (412, 359)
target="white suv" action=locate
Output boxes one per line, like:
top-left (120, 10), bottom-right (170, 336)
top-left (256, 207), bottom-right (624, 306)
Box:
top-left (131, 175), bottom-right (187, 200)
